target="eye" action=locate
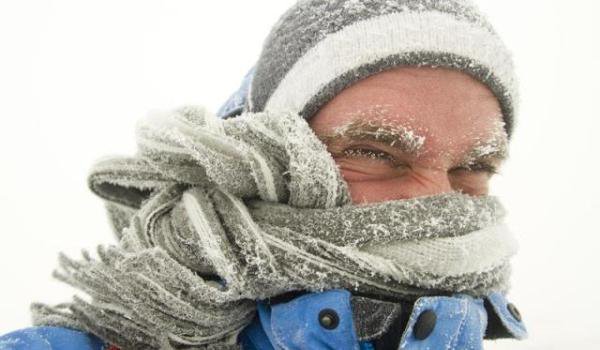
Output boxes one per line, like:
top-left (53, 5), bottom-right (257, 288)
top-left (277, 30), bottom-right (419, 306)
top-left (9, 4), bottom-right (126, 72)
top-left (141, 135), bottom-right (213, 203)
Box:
top-left (450, 162), bottom-right (499, 176)
top-left (336, 147), bottom-right (411, 174)
top-left (342, 147), bottom-right (395, 162)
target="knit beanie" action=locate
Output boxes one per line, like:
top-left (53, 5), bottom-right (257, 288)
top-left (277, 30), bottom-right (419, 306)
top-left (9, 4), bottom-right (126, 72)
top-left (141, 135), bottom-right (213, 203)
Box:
top-left (218, 0), bottom-right (518, 136)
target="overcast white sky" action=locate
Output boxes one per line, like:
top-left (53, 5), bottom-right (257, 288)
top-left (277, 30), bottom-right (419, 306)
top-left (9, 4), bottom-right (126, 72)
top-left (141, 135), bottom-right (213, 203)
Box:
top-left (0, 1), bottom-right (598, 349)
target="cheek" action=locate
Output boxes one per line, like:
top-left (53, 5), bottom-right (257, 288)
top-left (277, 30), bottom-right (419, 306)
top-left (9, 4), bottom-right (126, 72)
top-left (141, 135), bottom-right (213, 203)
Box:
top-left (339, 164), bottom-right (493, 203)
top-left (345, 174), bottom-right (491, 204)
top-left (335, 158), bottom-right (409, 182)
top-left (341, 171), bottom-right (446, 203)
top-left (345, 178), bottom-right (412, 203)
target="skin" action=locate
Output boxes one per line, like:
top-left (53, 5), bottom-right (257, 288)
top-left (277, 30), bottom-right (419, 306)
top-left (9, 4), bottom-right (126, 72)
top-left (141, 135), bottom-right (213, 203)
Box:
top-left (309, 66), bottom-right (508, 204)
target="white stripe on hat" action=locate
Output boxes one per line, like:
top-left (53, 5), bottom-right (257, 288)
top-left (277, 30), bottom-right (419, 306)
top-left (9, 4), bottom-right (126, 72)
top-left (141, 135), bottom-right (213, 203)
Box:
top-left (264, 10), bottom-right (516, 115)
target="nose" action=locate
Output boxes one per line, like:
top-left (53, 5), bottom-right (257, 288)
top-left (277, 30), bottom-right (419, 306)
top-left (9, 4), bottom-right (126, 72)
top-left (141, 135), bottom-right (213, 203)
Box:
top-left (400, 168), bottom-right (454, 199)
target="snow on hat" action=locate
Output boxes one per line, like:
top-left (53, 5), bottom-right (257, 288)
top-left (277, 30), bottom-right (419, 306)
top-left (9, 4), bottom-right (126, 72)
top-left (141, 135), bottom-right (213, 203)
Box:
top-left (220, 0), bottom-right (518, 135)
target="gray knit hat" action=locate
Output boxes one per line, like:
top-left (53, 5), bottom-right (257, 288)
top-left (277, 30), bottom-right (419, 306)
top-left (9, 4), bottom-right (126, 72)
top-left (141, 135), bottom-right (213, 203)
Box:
top-left (219, 0), bottom-right (518, 135)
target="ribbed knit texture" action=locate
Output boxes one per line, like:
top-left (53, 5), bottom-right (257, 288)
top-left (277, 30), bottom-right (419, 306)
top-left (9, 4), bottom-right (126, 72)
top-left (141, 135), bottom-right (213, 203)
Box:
top-left (248, 0), bottom-right (518, 135)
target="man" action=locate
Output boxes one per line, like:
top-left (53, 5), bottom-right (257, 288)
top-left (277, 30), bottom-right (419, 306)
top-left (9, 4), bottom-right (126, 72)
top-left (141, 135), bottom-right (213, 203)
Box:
top-left (0, 0), bottom-right (527, 349)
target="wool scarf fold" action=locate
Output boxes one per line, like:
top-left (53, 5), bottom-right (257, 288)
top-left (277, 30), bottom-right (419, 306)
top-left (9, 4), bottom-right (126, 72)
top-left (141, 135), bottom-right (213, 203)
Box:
top-left (31, 105), bottom-right (517, 349)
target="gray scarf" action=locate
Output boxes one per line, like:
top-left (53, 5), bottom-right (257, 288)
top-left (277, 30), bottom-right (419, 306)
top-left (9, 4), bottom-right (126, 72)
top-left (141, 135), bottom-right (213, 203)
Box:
top-left (31, 105), bottom-right (517, 349)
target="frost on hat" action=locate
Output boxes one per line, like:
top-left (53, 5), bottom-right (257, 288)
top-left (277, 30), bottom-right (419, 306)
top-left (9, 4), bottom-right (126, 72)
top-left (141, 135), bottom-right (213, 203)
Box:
top-left (243, 0), bottom-right (518, 136)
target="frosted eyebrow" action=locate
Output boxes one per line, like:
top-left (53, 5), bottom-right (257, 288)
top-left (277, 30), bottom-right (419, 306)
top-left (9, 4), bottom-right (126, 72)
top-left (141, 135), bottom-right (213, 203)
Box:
top-left (460, 133), bottom-right (509, 166)
top-left (317, 119), bottom-right (426, 156)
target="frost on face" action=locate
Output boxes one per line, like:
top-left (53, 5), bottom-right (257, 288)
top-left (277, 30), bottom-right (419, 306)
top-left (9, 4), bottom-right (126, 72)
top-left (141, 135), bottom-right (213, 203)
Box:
top-left (459, 117), bottom-right (509, 170)
top-left (320, 104), bottom-right (427, 156)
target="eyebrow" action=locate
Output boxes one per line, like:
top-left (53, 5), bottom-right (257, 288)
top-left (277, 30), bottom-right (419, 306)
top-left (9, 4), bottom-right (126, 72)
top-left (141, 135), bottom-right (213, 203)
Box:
top-left (317, 118), bottom-right (509, 164)
top-left (317, 119), bottom-right (427, 156)
top-left (459, 132), bottom-right (509, 167)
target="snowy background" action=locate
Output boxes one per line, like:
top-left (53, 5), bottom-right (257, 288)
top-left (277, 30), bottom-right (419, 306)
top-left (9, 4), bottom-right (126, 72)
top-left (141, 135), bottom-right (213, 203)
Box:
top-left (0, 1), bottom-right (598, 349)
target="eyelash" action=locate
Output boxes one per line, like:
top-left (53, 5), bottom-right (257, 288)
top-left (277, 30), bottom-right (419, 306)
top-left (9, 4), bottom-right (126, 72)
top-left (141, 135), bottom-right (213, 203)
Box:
top-left (340, 147), bottom-right (409, 170)
top-left (341, 147), bottom-right (499, 175)
top-left (342, 147), bottom-right (394, 161)
top-left (450, 163), bottom-right (499, 175)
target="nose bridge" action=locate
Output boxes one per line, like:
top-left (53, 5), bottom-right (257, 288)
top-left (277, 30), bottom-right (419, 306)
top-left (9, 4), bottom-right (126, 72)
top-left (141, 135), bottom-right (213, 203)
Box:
top-left (409, 168), bottom-right (452, 198)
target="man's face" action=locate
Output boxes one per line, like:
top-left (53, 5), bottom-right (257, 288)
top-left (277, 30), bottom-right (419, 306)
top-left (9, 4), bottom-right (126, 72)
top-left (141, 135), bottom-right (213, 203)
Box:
top-left (309, 67), bottom-right (508, 204)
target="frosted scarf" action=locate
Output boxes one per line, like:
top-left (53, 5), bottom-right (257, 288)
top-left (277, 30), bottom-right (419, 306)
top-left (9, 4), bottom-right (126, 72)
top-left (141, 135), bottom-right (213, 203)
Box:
top-left (31, 106), bottom-right (517, 349)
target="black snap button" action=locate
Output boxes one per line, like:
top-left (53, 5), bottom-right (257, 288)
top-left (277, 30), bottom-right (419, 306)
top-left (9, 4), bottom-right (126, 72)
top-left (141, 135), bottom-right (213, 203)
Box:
top-left (507, 303), bottom-right (522, 322)
top-left (318, 309), bottom-right (340, 330)
top-left (413, 310), bottom-right (437, 340)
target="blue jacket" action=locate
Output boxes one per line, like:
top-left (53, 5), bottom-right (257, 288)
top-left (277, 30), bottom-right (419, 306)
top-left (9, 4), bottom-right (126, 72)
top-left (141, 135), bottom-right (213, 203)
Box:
top-left (239, 290), bottom-right (527, 350)
top-left (0, 290), bottom-right (526, 349)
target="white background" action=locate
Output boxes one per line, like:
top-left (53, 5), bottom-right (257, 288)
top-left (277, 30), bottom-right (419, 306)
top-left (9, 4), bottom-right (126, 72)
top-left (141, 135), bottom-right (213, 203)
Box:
top-left (0, 1), bottom-right (598, 349)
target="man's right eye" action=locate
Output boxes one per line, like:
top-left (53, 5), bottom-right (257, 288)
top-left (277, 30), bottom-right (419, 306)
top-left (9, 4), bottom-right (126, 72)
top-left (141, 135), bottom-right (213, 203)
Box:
top-left (342, 147), bottom-right (394, 162)
top-left (338, 147), bottom-right (411, 173)
top-left (449, 161), bottom-right (499, 176)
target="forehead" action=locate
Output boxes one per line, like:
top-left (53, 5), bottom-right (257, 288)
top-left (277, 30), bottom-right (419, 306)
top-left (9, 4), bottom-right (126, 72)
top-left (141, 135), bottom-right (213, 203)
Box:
top-left (309, 67), bottom-right (506, 160)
